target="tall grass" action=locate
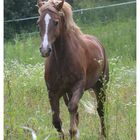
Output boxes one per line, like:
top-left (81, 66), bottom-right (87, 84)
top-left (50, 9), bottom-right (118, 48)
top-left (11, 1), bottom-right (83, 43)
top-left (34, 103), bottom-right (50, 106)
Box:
top-left (4, 19), bottom-right (136, 139)
top-left (4, 59), bottom-right (136, 139)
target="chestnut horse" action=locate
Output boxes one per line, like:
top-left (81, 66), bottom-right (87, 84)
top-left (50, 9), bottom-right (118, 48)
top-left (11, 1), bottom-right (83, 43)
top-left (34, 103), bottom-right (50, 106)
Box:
top-left (37, 0), bottom-right (109, 139)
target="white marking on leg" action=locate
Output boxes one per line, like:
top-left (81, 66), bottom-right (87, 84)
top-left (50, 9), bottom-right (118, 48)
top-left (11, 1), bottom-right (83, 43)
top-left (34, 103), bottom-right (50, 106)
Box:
top-left (76, 129), bottom-right (80, 139)
top-left (66, 93), bottom-right (69, 101)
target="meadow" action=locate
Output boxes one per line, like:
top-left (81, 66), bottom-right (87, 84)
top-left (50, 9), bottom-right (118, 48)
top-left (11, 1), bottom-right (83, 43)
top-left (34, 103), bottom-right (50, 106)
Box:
top-left (4, 17), bottom-right (136, 140)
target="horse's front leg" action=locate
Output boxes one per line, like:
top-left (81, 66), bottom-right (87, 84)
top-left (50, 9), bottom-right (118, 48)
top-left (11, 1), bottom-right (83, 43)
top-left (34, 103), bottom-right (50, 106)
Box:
top-left (63, 93), bottom-right (79, 128)
top-left (68, 80), bottom-right (85, 139)
top-left (48, 92), bottom-right (64, 139)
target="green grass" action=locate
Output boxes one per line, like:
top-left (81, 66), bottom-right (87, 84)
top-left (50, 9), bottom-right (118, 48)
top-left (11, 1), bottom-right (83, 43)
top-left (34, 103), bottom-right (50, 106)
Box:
top-left (4, 19), bottom-right (136, 140)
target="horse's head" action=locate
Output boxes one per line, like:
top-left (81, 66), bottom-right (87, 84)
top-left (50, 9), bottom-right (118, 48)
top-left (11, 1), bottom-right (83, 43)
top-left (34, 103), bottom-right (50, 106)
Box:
top-left (37, 0), bottom-right (65, 57)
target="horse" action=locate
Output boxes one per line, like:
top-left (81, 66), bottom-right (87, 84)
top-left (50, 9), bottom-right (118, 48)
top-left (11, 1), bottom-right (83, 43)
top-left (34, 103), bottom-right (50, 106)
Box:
top-left (37, 0), bottom-right (109, 139)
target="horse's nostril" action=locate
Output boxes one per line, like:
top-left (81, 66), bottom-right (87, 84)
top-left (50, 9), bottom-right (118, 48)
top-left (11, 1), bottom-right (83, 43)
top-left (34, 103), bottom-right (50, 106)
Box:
top-left (48, 47), bottom-right (52, 53)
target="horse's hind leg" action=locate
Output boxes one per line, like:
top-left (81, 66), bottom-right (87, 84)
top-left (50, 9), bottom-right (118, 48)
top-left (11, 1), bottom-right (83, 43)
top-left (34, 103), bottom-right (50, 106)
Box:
top-left (94, 81), bottom-right (106, 138)
top-left (48, 92), bottom-right (64, 139)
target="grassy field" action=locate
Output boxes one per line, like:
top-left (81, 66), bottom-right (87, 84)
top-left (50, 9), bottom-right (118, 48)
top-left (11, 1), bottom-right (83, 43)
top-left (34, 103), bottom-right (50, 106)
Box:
top-left (4, 18), bottom-right (136, 140)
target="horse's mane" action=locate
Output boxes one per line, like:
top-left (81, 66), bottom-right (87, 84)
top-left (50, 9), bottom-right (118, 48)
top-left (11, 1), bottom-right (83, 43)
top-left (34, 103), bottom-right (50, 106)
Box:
top-left (38, 1), bottom-right (83, 36)
top-left (61, 2), bottom-right (83, 36)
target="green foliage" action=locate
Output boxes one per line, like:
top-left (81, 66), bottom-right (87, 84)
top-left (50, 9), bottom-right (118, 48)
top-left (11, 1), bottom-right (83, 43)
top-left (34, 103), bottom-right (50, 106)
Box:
top-left (4, 0), bottom-right (38, 39)
top-left (4, 0), bottom-right (37, 20)
top-left (4, 0), bottom-right (136, 39)
top-left (73, 2), bottom-right (136, 25)
top-left (71, 0), bottom-right (133, 9)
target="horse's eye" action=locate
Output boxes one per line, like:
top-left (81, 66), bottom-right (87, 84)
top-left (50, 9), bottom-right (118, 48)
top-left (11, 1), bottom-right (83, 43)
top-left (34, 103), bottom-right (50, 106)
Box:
top-left (54, 21), bottom-right (59, 26)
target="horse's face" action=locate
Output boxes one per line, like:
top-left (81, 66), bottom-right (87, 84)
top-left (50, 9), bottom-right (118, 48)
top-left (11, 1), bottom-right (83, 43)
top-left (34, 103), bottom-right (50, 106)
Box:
top-left (37, 0), bottom-right (64, 57)
top-left (38, 11), bottom-right (61, 57)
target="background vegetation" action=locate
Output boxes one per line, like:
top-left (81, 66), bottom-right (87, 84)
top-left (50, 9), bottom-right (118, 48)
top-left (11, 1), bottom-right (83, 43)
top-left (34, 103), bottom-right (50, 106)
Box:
top-left (4, 0), bottom-right (136, 139)
top-left (4, 0), bottom-right (135, 39)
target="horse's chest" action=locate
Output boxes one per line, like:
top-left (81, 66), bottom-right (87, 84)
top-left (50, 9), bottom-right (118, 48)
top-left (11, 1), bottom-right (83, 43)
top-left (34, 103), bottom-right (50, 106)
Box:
top-left (45, 66), bottom-right (76, 91)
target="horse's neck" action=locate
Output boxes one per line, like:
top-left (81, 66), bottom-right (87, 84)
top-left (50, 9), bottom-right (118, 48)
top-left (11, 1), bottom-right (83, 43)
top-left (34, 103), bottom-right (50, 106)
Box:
top-left (53, 33), bottom-right (71, 59)
top-left (52, 31), bottom-right (82, 66)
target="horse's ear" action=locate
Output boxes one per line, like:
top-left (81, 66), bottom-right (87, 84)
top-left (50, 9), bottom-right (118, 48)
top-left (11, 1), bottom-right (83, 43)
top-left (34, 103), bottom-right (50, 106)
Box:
top-left (37, 0), bottom-right (46, 8)
top-left (55, 0), bottom-right (64, 11)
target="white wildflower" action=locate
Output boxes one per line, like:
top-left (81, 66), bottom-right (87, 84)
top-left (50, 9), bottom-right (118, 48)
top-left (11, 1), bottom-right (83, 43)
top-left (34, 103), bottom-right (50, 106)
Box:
top-left (21, 126), bottom-right (37, 140)
top-left (81, 100), bottom-right (96, 114)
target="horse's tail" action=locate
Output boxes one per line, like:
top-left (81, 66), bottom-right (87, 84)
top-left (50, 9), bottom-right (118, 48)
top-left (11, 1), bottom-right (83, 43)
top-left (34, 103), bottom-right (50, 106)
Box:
top-left (92, 35), bottom-right (109, 82)
top-left (102, 47), bottom-right (109, 83)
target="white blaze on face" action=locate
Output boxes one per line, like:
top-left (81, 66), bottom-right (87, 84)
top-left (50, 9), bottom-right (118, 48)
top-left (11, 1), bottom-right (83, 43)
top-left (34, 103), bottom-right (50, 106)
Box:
top-left (42, 14), bottom-right (51, 50)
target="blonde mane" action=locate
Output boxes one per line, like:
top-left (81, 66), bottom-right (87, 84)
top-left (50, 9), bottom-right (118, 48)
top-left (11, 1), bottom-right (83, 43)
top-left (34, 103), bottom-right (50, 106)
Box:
top-left (61, 2), bottom-right (83, 35)
top-left (38, 1), bottom-right (83, 36)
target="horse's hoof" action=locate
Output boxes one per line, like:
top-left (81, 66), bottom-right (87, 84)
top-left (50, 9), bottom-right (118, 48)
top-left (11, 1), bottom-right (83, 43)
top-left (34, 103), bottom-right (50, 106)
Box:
top-left (59, 132), bottom-right (65, 140)
top-left (99, 134), bottom-right (106, 140)
top-left (75, 129), bottom-right (80, 139)
top-left (69, 129), bottom-right (80, 140)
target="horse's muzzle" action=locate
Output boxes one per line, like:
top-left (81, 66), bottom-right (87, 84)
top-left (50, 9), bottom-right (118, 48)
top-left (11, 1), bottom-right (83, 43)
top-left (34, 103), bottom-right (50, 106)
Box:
top-left (39, 46), bottom-right (52, 57)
